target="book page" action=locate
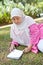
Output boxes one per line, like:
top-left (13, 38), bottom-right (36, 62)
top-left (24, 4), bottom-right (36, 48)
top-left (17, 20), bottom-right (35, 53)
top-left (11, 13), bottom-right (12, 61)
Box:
top-left (7, 49), bottom-right (23, 59)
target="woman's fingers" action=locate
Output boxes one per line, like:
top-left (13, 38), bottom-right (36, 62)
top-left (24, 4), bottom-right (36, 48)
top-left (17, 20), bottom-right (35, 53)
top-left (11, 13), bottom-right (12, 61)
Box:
top-left (23, 47), bottom-right (29, 53)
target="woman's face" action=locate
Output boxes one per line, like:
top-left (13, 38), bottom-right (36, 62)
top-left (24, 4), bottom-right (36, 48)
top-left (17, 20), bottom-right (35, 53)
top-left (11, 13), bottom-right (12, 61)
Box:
top-left (12, 16), bottom-right (22, 25)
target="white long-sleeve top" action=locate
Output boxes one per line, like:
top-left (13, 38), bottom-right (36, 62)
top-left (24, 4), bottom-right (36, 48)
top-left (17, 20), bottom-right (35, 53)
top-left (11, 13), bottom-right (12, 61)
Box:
top-left (10, 16), bottom-right (36, 46)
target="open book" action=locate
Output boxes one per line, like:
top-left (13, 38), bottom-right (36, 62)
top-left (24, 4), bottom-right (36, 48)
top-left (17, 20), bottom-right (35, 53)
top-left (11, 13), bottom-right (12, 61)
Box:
top-left (7, 49), bottom-right (23, 59)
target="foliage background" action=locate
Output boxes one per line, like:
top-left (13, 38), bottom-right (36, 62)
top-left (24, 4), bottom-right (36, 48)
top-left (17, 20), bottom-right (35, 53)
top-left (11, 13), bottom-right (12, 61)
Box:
top-left (0, 0), bottom-right (43, 25)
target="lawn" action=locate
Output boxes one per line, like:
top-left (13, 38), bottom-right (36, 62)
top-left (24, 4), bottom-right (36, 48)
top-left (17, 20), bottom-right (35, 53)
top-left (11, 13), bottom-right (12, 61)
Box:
top-left (0, 27), bottom-right (43, 65)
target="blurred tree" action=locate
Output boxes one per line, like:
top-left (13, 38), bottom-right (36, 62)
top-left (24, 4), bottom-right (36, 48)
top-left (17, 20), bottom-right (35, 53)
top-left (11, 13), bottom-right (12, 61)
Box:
top-left (0, 0), bottom-right (43, 5)
top-left (13, 0), bottom-right (39, 4)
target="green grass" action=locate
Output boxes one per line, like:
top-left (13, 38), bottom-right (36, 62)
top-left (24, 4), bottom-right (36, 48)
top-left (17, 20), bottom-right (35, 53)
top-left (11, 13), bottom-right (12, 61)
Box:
top-left (0, 27), bottom-right (43, 65)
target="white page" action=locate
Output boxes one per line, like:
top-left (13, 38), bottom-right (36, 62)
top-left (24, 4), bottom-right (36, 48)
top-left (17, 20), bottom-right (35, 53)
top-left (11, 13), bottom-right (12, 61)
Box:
top-left (7, 49), bottom-right (23, 59)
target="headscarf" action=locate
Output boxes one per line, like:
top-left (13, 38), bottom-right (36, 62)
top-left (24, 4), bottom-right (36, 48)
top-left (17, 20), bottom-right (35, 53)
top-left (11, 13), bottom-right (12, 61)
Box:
top-left (11, 8), bottom-right (25, 19)
top-left (11, 8), bottom-right (35, 35)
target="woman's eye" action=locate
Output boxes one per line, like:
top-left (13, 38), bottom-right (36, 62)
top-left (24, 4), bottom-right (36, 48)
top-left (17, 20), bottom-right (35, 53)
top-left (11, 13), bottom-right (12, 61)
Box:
top-left (17, 18), bottom-right (19, 20)
top-left (13, 18), bottom-right (15, 20)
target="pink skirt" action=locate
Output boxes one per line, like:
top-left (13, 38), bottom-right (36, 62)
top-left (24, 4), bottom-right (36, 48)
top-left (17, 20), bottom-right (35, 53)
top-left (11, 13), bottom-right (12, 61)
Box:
top-left (29, 23), bottom-right (43, 53)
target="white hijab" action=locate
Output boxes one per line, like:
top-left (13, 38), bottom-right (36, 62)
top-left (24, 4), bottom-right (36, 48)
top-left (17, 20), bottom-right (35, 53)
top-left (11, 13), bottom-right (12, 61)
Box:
top-left (10, 8), bottom-right (36, 45)
top-left (11, 8), bottom-right (35, 35)
top-left (11, 8), bottom-right (25, 20)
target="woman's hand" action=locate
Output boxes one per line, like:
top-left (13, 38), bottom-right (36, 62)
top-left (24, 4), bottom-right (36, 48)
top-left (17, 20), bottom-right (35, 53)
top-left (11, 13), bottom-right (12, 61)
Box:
top-left (9, 43), bottom-right (15, 52)
top-left (23, 44), bottom-right (32, 53)
top-left (23, 47), bottom-right (30, 53)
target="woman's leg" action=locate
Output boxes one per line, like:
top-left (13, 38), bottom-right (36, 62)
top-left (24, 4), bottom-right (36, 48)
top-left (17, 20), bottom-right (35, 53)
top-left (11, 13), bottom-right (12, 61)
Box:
top-left (29, 24), bottom-right (40, 53)
top-left (37, 23), bottom-right (43, 52)
top-left (38, 23), bottom-right (43, 39)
